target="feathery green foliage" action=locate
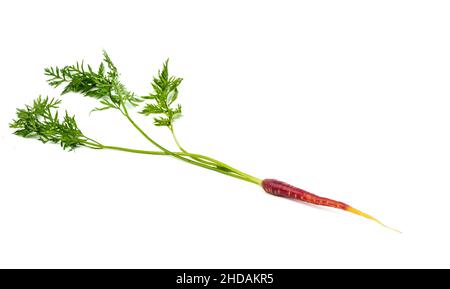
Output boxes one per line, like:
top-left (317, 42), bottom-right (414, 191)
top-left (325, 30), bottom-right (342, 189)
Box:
top-left (44, 51), bottom-right (141, 112)
top-left (9, 96), bottom-right (87, 150)
top-left (140, 60), bottom-right (183, 127)
top-left (11, 51), bottom-right (262, 186)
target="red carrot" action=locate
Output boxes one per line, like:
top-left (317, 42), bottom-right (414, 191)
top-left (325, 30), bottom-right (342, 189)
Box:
top-left (11, 51), bottom-right (398, 232)
top-left (262, 179), bottom-right (399, 232)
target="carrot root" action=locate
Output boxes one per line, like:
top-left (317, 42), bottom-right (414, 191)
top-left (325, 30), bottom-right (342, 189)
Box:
top-left (262, 179), bottom-right (399, 232)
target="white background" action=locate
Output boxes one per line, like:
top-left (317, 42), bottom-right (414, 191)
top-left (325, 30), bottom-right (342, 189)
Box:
top-left (0, 1), bottom-right (449, 268)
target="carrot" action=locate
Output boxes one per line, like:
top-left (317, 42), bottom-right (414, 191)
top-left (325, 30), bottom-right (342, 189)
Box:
top-left (11, 51), bottom-right (398, 232)
top-left (262, 179), bottom-right (400, 232)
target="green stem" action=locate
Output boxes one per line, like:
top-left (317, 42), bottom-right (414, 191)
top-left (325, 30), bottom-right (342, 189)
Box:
top-left (84, 141), bottom-right (262, 184)
top-left (116, 105), bottom-right (262, 185)
top-left (168, 125), bottom-right (258, 182)
top-left (169, 125), bottom-right (228, 169)
top-left (121, 105), bottom-right (205, 166)
top-left (169, 125), bottom-right (186, 152)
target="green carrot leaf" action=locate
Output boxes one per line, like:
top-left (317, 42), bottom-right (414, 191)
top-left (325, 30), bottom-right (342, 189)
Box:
top-left (43, 50), bottom-right (140, 112)
top-left (139, 59), bottom-right (183, 127)
top-left (9, 96), bottom-right (88, 150)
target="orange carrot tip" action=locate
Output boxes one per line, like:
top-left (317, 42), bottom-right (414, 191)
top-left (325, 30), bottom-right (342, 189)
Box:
top-left (345, 206), bottom-right (401, 233)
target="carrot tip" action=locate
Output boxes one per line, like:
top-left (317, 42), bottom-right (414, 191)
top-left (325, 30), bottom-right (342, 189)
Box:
top-left (346, 206), bottom-right (401, 233)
